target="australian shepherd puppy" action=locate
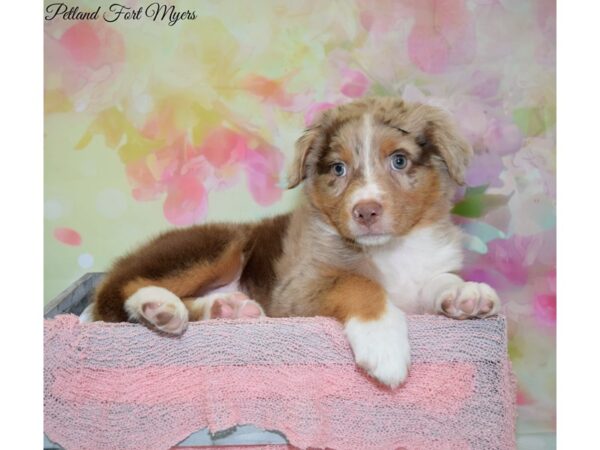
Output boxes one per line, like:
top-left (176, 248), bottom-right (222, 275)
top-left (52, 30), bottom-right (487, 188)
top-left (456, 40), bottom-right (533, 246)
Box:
top-left (91, 97), bottom-right (500, 388)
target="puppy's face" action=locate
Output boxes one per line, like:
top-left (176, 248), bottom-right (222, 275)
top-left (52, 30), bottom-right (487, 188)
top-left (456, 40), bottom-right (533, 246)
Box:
top-left (288, 98), bottom-right (472, 246)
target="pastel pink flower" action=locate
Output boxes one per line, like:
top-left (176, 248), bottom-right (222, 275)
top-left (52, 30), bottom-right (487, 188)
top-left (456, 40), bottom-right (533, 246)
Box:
top-left (340, 69), bottom-right (370, 98)
top-left (125, 136), bottom-right (189, 202)
top-left (199, 128), bottom-right (248, 169)
top-left (60, 22), bottom-right (105, 68)
top-left (462, 233), bottom-right (547, 291)
top-left (126, 159), bottom-right (162, 202)
top-left (533, 293), bottom-right (556, 327)
top-left (50, 21), bottom-right (125, 109)
top-left (124, 134), bottom-right (216, 226)
top-left (163, 171), bottom-right (208, 226)
top-left (484, 119), bottom-right (523, 156)
top-left (483, 236), bottom-right (541, 286)
top-left (407, 0), bottom-right (476, 74)
top-left (243, 147), bottom-right (284, 206)
top-left (532, 269), bottom-right (556, 327)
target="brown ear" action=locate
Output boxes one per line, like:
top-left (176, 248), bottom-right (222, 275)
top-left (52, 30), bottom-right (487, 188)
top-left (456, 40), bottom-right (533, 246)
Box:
top-left (287, 124), bottom-right (321, 189)
top-left (417, 110), bottom-right (473, 185)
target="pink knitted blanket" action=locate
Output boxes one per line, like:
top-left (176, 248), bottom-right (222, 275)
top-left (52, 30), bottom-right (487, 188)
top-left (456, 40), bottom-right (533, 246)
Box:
top-left (44, 314), bottom-right (516, 450)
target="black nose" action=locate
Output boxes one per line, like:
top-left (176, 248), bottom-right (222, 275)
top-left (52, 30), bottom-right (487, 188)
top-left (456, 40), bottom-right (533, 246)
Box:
top-left (352, 201), bottom-right (382, 227)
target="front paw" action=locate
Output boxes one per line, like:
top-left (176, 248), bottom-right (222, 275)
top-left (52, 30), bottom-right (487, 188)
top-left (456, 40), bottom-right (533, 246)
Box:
top-left (345, 307), bottom-right (411, 388)
top-left (435, 281), bottom-right (500, 319)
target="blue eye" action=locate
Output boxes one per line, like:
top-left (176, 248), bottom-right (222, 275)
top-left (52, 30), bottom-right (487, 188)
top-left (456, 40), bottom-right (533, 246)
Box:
top-left (331, 162), bottom-right (347, 177)
top-left (390, 152), bottom-right (408, 170)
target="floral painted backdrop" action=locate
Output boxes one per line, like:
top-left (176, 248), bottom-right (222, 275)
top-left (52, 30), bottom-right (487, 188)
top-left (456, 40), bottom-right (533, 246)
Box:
top-left (44, 0), bottom-right (555, 446)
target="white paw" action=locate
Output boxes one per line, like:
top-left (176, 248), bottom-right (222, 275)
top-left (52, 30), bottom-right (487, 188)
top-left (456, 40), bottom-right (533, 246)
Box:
top-left (191, 291), bottom-right (265, 320)
top-left (435, 281), bottom-right (500, 319)
top-left (345, 304), bottom-right (411, 388)
top-left (124, 286), bottom-right (189, 334)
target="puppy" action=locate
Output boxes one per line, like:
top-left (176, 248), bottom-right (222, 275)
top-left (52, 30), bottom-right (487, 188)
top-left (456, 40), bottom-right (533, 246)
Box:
top-left (92, 97), bottom-right (500, 388)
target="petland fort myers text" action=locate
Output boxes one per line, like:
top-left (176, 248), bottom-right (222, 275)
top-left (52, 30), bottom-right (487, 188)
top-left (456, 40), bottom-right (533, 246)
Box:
top-left (45, 2), bottom-right (197, 26)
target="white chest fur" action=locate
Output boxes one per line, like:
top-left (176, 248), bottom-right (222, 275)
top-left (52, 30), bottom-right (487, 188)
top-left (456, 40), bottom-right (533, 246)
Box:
top-left (365, 225), bottom-right (464, 313)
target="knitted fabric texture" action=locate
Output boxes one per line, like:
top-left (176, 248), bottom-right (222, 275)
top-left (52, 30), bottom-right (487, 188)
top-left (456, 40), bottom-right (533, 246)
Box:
top-left (44, 314), bottom-right (516, 450)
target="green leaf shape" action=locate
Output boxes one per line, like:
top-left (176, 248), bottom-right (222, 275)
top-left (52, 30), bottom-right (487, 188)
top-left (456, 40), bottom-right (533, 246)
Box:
top-left (513, 106), bottom-right (555, 136)
top-left (452, 186), bottom-right (511, 218)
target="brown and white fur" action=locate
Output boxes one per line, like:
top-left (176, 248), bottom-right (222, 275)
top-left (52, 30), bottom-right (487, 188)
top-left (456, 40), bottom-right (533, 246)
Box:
top-left (91, 97), bottom-right (500, 388)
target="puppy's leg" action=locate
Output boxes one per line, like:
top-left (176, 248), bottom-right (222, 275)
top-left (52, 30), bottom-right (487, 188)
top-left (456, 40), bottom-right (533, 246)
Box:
top-left (93, 225), bottom-right (248, 333)
top-left (319, 273), bottom-right (411, 388)
top-left (421, 273), bottom-right (500, 319)
top-left (183, 291), bottom-right (265, 320)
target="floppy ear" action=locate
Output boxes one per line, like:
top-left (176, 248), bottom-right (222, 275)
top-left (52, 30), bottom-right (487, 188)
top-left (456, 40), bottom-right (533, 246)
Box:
top-left (287, 124), bottom-right (321, 189)
top-left (416, 110), bottom-right (473, 185)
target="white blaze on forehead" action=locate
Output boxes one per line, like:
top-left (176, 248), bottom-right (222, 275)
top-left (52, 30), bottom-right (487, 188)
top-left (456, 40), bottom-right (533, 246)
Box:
top-left (350, 113), bottom-right (383, 204)
top-left (362, 114), bottom-right (375, 183)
